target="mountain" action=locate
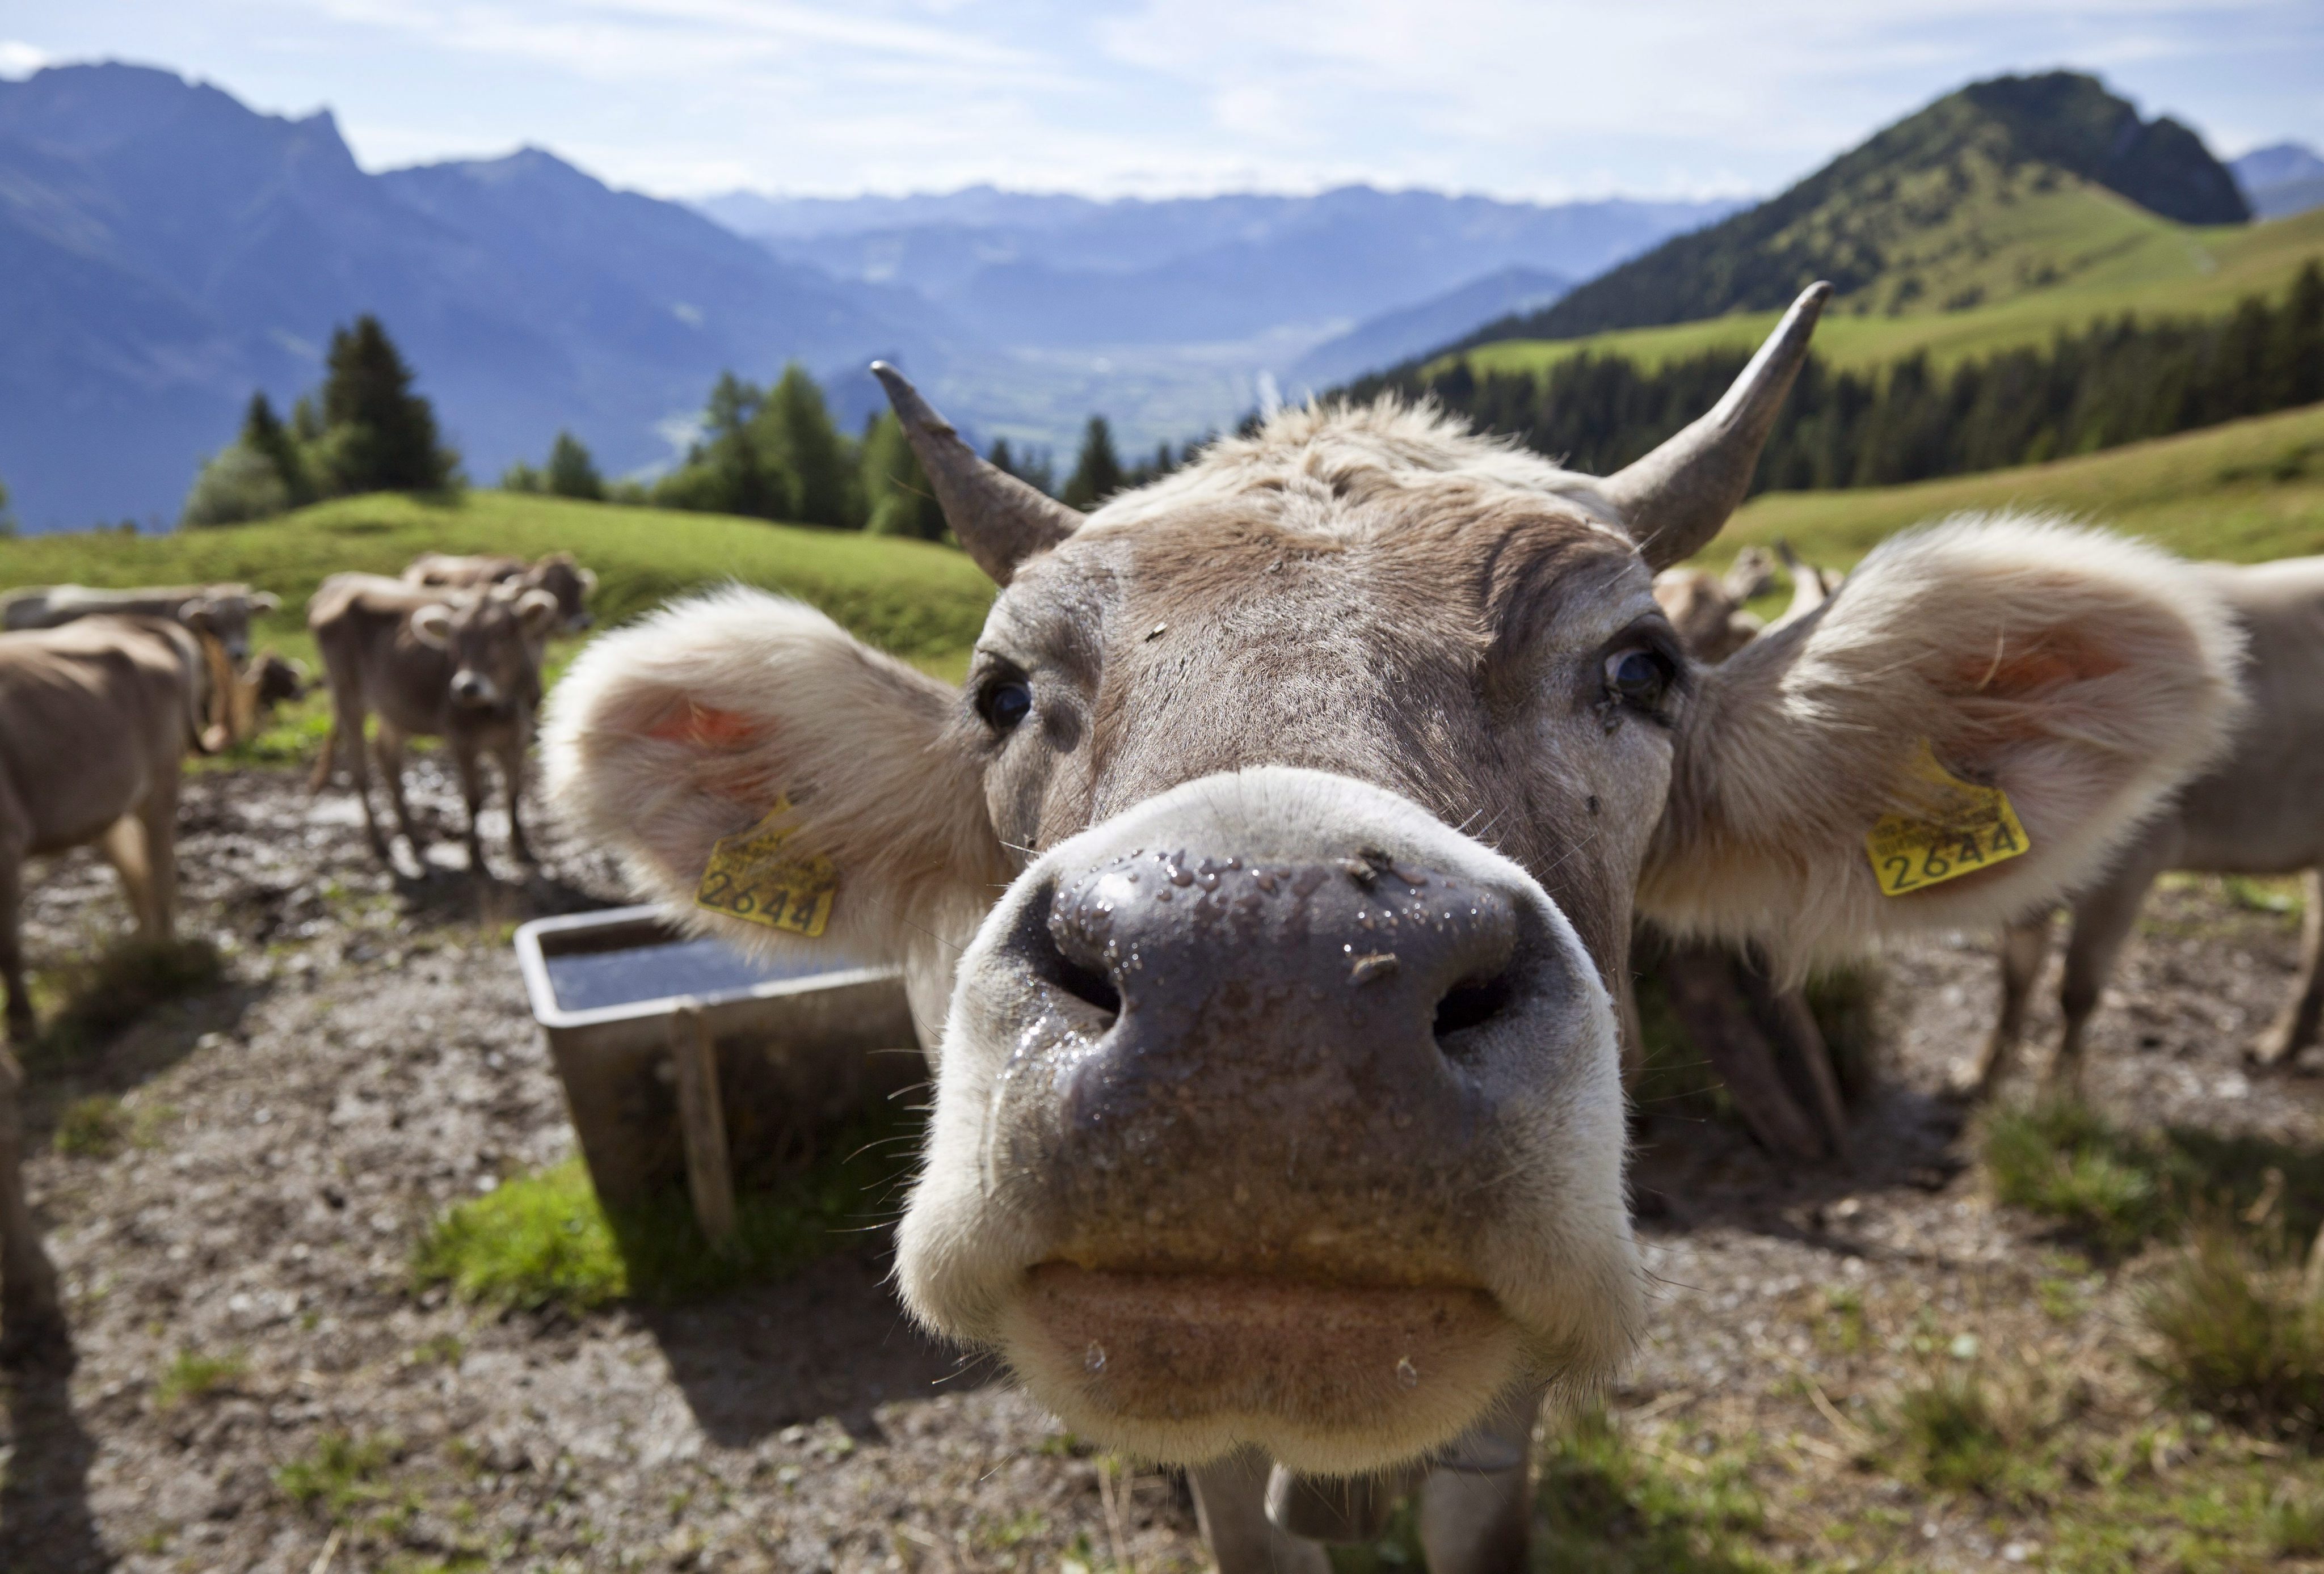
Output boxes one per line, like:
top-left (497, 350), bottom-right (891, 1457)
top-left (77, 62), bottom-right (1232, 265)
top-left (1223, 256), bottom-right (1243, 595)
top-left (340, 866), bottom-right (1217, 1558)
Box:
top-left (2234, 142), bottom-right (2324, 221)
top-left (1288, 266), bottom-right (1571, 393)
top-left (0, 62), bottom-right (952, 531)
top-left (708, 187), bottom-right (1733, 351)
top-left (1461, 71), bottom-right (2250, 348)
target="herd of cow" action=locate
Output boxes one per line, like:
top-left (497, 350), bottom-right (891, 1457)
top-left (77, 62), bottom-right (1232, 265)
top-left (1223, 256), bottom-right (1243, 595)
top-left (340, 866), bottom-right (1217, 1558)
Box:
top-left (0, 286), bottom-right (2321, 1567)
top-left (0, 551), bottom-right (595, 1360)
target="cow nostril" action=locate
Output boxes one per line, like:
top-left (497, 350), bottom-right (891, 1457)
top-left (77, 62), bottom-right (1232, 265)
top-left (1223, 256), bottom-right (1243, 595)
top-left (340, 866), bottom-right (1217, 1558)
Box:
top-left (1024, 884), bottom-right (1122, 1027)
top-left (1433, 972), bottom-right (1514, 1046)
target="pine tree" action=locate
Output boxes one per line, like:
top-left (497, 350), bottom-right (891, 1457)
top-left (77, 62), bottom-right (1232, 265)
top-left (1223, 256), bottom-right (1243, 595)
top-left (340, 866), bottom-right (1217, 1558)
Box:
top-left (757, 364), bottom-right (856, 528)
top-left (239, 392), bottom-right (313, 505)
top-left (657, 373), bottom-right (785, 518)
top-left (544, 431), bottom-right (605, 500)
top-left (316, 315), bottom-right (458, 493)
top-left (1062, 415), bottom-right (1123, 509)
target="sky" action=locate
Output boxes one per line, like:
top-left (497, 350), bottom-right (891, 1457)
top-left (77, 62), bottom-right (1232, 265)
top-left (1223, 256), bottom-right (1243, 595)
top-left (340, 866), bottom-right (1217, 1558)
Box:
top-left (0, 1), bottom-right (2318, 204)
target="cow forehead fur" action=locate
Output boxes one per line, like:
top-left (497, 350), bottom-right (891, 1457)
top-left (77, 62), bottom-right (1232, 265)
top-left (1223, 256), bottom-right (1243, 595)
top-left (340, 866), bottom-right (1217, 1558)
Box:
top-left (1087, 399), bottom-right (1630, 541)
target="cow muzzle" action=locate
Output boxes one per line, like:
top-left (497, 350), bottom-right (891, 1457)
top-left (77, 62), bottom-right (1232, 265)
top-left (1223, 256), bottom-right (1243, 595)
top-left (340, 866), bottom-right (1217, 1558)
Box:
top-left (449, 670), bottom-right (501, 708)
top-left (897, 767), bottom-right (1639, 1473)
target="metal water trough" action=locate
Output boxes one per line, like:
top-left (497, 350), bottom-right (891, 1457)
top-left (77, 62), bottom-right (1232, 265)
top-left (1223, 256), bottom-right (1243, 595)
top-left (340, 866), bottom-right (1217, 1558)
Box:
top-left (513, 905), bottom-right (924, 1238)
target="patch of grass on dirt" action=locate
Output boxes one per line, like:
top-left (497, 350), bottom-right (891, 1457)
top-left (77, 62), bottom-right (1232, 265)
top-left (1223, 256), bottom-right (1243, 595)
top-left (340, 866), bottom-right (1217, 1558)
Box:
top-left (153, 1347), bottom-right (247, 1410)
top-left (52, 1094), bottom-right (126, 1157)
top-left (2142, 1223), bottom-right (2324, 1440)
top-left (412, 1108), bottom-right (920, 1312)
top-left (30, 936), bottom-right (226, 1061)
top-left (1892, 1368), bottom-right (2009, 1492)
top-left (1531, 1411), bottom-right (1771, 1573)
top-left (275, 1432), bottom-right (404, 1521)
top-left (1984, 1102), bottom-right (2324, 1259)
top-left (2272, 1483), bottom-right (2324, 1558)
top-left (1984, 1101), bottom-right (2178, 1255)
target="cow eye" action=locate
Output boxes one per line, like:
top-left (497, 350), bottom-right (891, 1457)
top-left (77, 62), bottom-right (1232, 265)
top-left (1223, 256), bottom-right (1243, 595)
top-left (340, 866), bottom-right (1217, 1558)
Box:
top-left (1603, 646), bottom-right (1674, 710)
top-left (977, 675), bottom-right (1034, 732)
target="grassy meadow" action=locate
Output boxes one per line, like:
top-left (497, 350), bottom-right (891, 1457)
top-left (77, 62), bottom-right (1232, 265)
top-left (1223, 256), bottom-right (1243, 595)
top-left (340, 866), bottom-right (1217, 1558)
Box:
top-left (1705, 399), bottom-right (2324, 583)
top-left (1444, 202), bottom-right (2324, 382)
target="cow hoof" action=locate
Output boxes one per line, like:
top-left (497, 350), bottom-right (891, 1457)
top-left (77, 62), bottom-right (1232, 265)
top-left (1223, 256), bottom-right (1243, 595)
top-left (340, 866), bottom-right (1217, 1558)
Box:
top-left (2247, 1031), bottom-right (2304, 1071)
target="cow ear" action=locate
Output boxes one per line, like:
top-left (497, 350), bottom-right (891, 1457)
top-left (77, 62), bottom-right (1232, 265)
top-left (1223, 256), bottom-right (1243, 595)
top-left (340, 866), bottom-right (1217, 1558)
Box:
top-left (541, 589), bottom-right (1011, 1011)
top-left (181, 598), bottom-right (219, 636)
top-left (515, 588), bottom-right (560, 638)
top-left (1642, 517), bottom-right (2245, 968)
top-left (578, 567), bottom-right (598, 594)
top-left (252, 592), bottom-right (280, 613)
top-left (410, 604), bottom-right (455, 649)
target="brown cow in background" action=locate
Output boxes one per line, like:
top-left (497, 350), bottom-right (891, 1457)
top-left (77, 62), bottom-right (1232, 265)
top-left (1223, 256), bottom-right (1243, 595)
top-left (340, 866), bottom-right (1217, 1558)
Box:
top-left (310, 575), bottom-right (560, 875)
top-left (403, 551), bottom-right (596, 632)
top-left (1, 582), bottom-right (282, 662)
top-left (0, 614), bottom-right (249, 1359)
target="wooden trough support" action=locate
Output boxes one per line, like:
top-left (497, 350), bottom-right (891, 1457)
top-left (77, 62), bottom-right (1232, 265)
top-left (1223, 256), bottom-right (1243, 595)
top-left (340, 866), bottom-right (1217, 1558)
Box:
top-left (669, 1000), bottom-right (738, 1248)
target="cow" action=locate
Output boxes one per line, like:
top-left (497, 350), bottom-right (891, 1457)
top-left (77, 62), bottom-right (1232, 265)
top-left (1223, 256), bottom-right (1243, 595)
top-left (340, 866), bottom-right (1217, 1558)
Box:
top-left (403, 551), bottom-right (597, 632)
top-left (1960, 554), bottom-right (2324, 1098)
top-left (309, 575), bottom-right (561, 874)
top-left (0, 583), bottom-right (281, 662)
top-left (542, 286), bottom-right (2242, 1570)
top-left (0, 613), bottom-right (245, 1360)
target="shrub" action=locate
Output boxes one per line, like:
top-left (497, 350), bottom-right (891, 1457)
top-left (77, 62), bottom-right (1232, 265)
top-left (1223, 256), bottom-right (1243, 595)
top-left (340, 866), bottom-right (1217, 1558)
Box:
top-left (181, 442), bottom-right (291, 527)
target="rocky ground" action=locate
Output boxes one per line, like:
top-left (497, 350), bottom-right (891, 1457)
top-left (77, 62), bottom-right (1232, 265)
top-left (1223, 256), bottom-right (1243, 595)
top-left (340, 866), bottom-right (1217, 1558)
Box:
top-left (2, 763), bottom-right (2319, 1572)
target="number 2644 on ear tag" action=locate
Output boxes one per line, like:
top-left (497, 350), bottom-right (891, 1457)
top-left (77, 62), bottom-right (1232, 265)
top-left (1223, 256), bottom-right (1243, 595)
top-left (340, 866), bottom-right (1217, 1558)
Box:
top-left (694, 798), bottom-right (839, 936)
top-left (1864, 742), bottom-right (2031, 897)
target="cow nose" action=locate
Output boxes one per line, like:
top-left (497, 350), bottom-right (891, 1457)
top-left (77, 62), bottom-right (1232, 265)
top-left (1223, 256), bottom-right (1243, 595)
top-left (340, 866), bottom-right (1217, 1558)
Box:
top-left (451, 672), bottom-right (490, 704)
top-left (994, 847), bottom-right (1551, 1279)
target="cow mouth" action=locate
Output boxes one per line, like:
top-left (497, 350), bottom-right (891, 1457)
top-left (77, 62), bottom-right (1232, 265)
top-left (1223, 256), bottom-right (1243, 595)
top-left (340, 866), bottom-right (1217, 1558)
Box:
top-left (997, 1263), bottom-right (1523, 1472)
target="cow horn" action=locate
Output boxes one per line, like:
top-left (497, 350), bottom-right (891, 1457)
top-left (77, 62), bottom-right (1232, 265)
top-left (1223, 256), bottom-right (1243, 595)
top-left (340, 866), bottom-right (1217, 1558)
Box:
top-left (1601, 281), bottom-right (1831, 569)
top-left (871, 362), bottom-right (1082, 585)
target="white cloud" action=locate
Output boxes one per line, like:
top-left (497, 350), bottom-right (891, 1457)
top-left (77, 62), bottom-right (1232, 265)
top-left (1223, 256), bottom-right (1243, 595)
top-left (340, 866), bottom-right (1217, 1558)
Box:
top-left (0, 40), bottom-right (50, 77)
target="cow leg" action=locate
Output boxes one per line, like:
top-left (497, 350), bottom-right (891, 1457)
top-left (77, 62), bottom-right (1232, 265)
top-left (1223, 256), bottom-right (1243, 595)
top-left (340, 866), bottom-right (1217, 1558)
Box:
top-left (0, 1044), bottom-right (64, 1362)
top-left (144, 770), bottom-right (180, 940)
top-left (336, 701), bottom-right (392, 862)
top-left (1186, 1452), bottom-right (1331, 1574)
top-left (97, 816), bottom-right (155, 936)
top-left (452, 740), bottom-right (490, 876)
top-left (0, 833), bottom-right (28, 1043)
top-left (497, 735), bottom-right (536, 866)
top-left (1418, 1387), bottom-right (1540, 1573)
top-left (1952, 911), bottom-right (2053, 1099)
top-left (2253, 868), bottom-right (2324, 1069)
top-left (2045, 868), bottom-right (2162, 1098)
top-left (373, 723), bottom-right (424, 856)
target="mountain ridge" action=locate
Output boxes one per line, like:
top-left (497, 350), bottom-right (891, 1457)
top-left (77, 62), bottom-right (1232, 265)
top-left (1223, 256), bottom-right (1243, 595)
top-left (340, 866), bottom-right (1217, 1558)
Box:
top-left (1458, 71), bottom-right (2250, 349)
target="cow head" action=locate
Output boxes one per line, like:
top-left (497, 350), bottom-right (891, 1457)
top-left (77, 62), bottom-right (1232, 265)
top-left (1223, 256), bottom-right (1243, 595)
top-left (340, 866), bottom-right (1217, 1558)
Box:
top-left (412, 589), bottom-right (558, 712)
top-left (544, 286), bottom-right (2241, 1474)
top-left (523, 552), bottom-right (597, 632)
top-left (181, 585), bottom-right (280, 663)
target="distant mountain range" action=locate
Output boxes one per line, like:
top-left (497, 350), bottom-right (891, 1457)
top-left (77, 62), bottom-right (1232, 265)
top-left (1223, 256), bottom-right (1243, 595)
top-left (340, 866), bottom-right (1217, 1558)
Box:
top-left (2235, 142), bottom-right (2324, 221)
top-left (0, 62), bottom-right (965, 531)
top-left (1462, 72), bottom-right (2253, 348)
top-left (0, 62), bottom-right (1732, 530)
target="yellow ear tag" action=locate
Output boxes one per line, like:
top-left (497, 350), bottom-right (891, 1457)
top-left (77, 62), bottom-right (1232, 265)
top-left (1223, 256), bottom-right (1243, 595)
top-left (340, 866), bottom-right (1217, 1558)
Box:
top-left (694, 796), bottom-right (839, 936)
top-left (1864, 741), bottom-right (2031, 897)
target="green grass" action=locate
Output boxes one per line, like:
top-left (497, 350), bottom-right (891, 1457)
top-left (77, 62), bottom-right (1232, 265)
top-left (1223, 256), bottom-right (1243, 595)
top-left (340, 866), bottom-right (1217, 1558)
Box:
top-left (1982, 1098), bottom-right (2324, 1260)
top-left (153, 1347), bottom-right (247, 1410)
top-left (1445, 200), bottom-right (2324, 382)
top-left (2143, 1225), bottom-right (2324, 1440)
top-left (1892, 1368), bottom-right (2009, 1492)
top-left (0, 489), bottom-right (995, 667)
top-left (52, 1094), bottom-right (126, 1157)
top-left (1704, 399), bottom-right (2324, 581)
top-left (410, 1107), bottom-right (920, 1313)
top-left (274, 1432), bottom-right (405, 1522)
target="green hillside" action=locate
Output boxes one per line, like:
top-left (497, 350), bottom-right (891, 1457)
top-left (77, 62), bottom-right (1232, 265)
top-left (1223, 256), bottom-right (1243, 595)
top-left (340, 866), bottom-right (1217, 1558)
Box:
top-left (1445, 203), bottom-right (2324, 383)
top-left (1469, 72), bottom-right (2249, 351)
top-left (0, 491), bottom-right (995, 672)
top-left (1699, 400), bottom-right (2324, 581)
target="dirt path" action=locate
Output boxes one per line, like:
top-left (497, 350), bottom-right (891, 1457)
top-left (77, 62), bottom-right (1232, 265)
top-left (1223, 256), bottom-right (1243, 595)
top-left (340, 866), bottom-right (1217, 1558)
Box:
top-left (3, 766), bottom-right (2319, 1572)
